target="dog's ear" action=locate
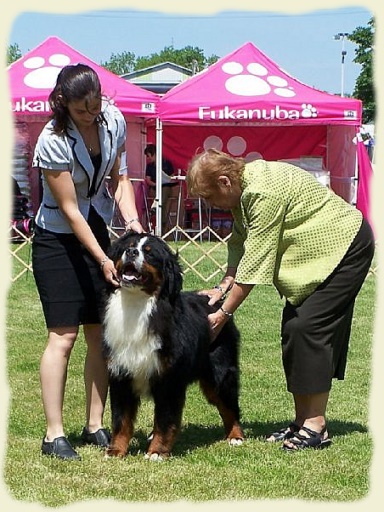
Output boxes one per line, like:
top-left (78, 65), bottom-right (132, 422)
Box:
top-left (106, 239), bottom-right (119, 260)
top-left (159, 248), bottom-right (183, 304)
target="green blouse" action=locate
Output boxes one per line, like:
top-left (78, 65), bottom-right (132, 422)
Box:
top-left (227, 160), bottom-right (363, 305)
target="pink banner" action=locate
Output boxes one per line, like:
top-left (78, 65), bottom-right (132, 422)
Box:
top-left (356, 137), bottom-right (374, 234)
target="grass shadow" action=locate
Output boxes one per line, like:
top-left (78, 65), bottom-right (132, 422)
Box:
top-left (247, 419), bottom-right (368, 439)
top-left (66, 418), bottom-right (368, 456)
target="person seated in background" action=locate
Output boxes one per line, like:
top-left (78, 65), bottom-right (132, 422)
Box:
top-left (144, 143), bottom-right (177, 233)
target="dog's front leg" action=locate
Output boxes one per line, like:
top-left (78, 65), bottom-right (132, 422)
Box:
top-left (145, 388), bottom-right (185, 460)
top-left (106, 375), bottom-right (139, 457)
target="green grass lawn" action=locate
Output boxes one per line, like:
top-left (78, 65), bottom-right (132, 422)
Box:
top-left (3, 243), bottom-right (377, 507)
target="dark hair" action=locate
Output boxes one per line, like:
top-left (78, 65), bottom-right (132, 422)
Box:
top-left (48, 64), bottom-right (104, 134)
top-left (144, 143), bottom-right (156, 157)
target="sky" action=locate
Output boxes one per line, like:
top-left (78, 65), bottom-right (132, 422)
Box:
top-left (6, 5), bottom-right (373, 96)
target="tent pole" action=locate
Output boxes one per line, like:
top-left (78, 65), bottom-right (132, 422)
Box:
top-left (155, 117), bottom-right (163, 236)
top-left (353, 126), bottom-right (360, 207)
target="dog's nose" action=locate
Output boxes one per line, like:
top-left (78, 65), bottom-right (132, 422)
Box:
top-left (124, 247), bottom-right (139, 259)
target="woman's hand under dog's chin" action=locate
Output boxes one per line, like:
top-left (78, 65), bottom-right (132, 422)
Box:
top-left (102, 259), bottom-right (121, 287)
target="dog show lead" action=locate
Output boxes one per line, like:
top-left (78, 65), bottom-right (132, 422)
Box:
top-left (187, 148), bottom-right (374, 452)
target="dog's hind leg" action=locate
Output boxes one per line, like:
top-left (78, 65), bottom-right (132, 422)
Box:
top-left (200, 372), bottom-right (244, 445)
top-left (106, 376), bottom-right (139, 457)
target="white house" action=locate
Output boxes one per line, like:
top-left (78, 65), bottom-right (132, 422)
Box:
top-left (120, 62), bottom-right (192, 95)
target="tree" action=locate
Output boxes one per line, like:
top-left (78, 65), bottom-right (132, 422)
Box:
top-left (135, 45), bottom-right (218, 72)
top-left (349, 17), bottom-right (375, 123)
top-left (100, 50), bottom-right (136, 75)
top-left (7, 43), bottom-right (22, 65)
top-left (102, 45), bottom-right (219, 75)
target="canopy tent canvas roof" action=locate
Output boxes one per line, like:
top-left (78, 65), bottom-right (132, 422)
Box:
top-left (154, 42), bottom-right (371, 228)
top-left (158, 41), bottom-right (362, 125)
top-left (8, 36), bottom-right (158, 118)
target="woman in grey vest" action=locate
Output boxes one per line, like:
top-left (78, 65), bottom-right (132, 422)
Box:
top-left (32, 64), bottom-right (143, 460)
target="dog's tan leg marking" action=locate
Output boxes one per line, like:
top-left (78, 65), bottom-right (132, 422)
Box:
top-left (199, 380), bottom-right (244, 444)
top-left (145, 425), bottom-right (179, 460)
top-left (106, 417), bottom-right (134, 457)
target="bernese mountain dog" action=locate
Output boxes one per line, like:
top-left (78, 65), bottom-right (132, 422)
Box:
top-left (102, 231), bottom-right (244, 460)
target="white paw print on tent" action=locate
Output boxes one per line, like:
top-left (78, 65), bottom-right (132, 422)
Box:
top-left (203, 135), bottom-right (263, 162)
top-left (301, 103), bottom-right (318, 118)
top-left (222, 61), bottom-right (296, 98)
top-left (22, 53), bottom-right (71, 89)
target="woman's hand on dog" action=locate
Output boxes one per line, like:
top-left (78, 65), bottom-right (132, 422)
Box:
top-left (125, 219), bottom-right (144, 234)
top-left (198, 287), bottom-right (224, 306)
top-left (208, 309), bottom-right (229, 341)
top-left (198, 288), bottom-right (228, 341)
top-left (102, 258), bottom-right (121, 287)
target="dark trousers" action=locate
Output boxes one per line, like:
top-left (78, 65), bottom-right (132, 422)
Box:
top-left (281, 219), bottom-right (375, 394)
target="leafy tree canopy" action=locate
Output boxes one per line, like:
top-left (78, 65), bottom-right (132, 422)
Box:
top-left (349, 17), bottom-right (375, 123)
top-left (100, 51), bottom-right (136, 76)
top-left (7, 43), bottom-right (22, 65)
top-left (134, 45), bottom-right (218, 72)
top-left (102, 45), bottom-right (219, 75)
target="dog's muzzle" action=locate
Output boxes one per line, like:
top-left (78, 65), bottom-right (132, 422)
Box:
top-left (120, 263), bottom-right (142, 286)
top-left (118, 248), bottom-right (145, 287)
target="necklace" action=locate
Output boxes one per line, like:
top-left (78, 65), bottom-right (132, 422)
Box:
top-left (85, 139), bottom-right (99, 155)
top-left (79, 124), bottom-right (98, 155)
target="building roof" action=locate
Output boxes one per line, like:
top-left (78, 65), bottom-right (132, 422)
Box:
top-left (121, 62), bottom-right (192, 94)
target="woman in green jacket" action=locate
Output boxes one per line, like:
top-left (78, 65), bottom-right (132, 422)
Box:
top-left (187, 148), bottom-right (374, 451)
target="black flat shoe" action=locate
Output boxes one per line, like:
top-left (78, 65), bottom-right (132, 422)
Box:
top-left (81, 427), bottom-right (111, 448)
top-left (41, 436), bottom-right (81, 460)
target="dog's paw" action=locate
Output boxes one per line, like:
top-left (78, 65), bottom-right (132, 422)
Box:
top-left (105, 447), bottom-right (126, 458)
top-left (228, 438), bottom-right (244, 446)
top-left (144, 452), bottom-right (165, 461)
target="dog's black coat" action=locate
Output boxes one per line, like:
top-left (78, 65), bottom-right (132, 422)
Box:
top-left (102, 232), bottom-right (243, 459)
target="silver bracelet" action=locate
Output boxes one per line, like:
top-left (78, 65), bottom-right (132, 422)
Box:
top-left (220, 306), bottom-right (233, 318)
top-left (100, 256), bottom-right (109, 270)
top-left (125, 217), bottom-right (139, 229)
top-left (214, 285), bottom-right (225, 294)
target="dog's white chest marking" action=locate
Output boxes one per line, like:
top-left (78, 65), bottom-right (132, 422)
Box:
top-left (104, 288), bottom-right (161, 396)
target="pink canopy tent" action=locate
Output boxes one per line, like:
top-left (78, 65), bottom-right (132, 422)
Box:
top-left (155, 42), bottom-right (372, 224)
top-left (9, 36), bottom-right (158, 118)
top-left (8, 36), bottom-right (159, 217)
